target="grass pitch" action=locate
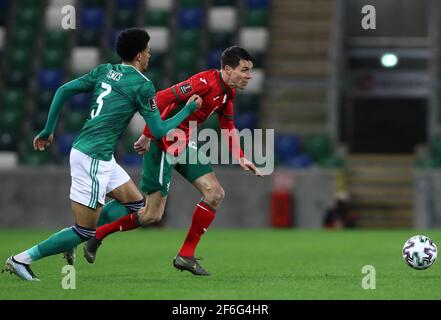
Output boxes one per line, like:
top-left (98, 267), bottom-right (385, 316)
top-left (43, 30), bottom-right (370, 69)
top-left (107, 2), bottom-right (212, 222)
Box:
top-left (0, 229), bottom-right (440, 300)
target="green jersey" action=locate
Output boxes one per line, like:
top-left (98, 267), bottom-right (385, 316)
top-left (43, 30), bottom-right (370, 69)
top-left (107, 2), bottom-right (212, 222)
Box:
top-left (72, 63), bottom-right (157, 161)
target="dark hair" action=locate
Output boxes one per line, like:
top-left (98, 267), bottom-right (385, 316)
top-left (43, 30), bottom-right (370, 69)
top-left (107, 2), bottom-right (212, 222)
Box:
top-left (116, 28), bottom-right (150, 61)
top-left (220, 46), bottom-right (255, 69)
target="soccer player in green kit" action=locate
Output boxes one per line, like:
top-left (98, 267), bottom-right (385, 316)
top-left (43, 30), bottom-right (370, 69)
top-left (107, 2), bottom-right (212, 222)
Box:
top-left (2, 28), bottom-right (202, 281)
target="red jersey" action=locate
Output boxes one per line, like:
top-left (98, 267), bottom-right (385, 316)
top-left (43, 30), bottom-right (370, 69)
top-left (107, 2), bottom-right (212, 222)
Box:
top-left (143, 69), bottom-right (244, 158)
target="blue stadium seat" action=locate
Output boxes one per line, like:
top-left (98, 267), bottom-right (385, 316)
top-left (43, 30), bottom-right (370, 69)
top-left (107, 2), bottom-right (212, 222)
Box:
top-left (116, 0), bottom-right (139, 9)
top-left (122, 154), bottom-right (142, 166)
top-left (284, 154), bottom-right (312, 168)
top-left (178, 8), bottom-right (204, 29)
top-left (108, 29), bottom-right (123, 48)
top-left (234, 112), bottom-right (258, 131)
top-left (57, 132), bottom-right (77, 157)
top-left (80, 8), bottom-right (105, 29)
top-left (0, 0), bottom-right (10, 8)
top-left (0, 132), bottom-right (17, 151)
top-left (69, 93), bottom-right (92, 111)
top-left (206, 49), bottom-right (222, 69)
top-left (38, 69), bottom-right (63, 91)
top-left (275, 134), bottom-right (301, 162)
top-left (246, 0), bottom-right (269, 9)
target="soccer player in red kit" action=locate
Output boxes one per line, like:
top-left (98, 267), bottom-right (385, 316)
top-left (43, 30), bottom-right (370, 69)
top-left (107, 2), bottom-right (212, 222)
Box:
top-left (83, 46), bottom-right (262, 275)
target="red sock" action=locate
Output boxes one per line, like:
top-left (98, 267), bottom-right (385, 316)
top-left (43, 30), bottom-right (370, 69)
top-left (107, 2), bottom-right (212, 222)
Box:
top-left (179, 202), bottom-right (216, 257)
top-left (95, 213), bottom-right (139, 240)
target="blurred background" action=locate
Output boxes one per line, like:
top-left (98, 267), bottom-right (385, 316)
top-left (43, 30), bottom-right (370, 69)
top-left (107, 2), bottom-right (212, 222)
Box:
top-left (0, 0), bottom-right (439, 230)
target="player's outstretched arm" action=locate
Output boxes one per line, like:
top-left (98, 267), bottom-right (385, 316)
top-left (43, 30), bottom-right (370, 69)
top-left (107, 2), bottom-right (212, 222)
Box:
top-left (142, 94), bottom-right (202, 139)
top-left (34, 78), bottom-right (93, 151)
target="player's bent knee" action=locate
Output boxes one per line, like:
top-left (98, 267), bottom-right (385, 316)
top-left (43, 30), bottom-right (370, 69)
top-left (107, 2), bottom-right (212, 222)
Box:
top-left (204, 185), bottom-right (225, 207)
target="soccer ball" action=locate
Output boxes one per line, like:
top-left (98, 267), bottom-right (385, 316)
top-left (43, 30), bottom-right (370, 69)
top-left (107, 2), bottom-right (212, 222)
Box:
top-left (402, 235), bottom-right (437, 270)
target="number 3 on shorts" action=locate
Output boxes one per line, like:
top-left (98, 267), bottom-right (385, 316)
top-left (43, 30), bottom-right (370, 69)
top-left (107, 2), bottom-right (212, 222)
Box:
top-left (91, 82), bottom-right (112, 119)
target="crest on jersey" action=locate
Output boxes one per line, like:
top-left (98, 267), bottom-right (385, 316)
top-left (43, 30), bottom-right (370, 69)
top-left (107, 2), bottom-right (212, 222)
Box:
top-left (148, 97), bottom-right (158, 111)
top-left (179, 83), bottom-right (193, 95)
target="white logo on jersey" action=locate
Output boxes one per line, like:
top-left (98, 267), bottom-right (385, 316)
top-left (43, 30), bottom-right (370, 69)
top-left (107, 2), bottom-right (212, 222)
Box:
top-left (200, 78), bottom-right (207, 85)
top-left (213, 96), bottom-right (220, 101)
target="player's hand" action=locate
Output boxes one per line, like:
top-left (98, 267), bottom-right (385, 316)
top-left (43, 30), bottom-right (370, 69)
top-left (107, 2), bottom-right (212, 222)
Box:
top-left (33, 132), bottom-right (54, 152)
top-left (134, 134), bottom-right (151, 155)
top-left (239, 157), bottom-right (263, 177)
top-left (187, 94), bottom-right (203, 111)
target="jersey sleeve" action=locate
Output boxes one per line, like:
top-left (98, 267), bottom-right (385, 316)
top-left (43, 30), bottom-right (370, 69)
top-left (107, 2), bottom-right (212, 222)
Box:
top-left (218, 92), bottom-right (244, 160)
top-left (157, 75), bottom-right (212, 106)
top-left (136, 81), bottom-right (158, 117)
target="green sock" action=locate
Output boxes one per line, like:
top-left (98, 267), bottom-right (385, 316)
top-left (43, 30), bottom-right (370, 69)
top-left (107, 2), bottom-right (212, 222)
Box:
top-left (27, 227), bottom-right (84, 262)
top-left (97, 199), bottom-right (130, 227)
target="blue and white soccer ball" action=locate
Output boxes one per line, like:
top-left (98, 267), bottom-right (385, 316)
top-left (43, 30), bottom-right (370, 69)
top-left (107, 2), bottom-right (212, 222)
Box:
top-left (402, 235), bottom-right (437, 270)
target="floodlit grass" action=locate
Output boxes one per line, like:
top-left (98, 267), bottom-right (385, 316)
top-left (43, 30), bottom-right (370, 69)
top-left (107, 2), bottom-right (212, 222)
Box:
top-left (0, 229), bottom-right (440, 300)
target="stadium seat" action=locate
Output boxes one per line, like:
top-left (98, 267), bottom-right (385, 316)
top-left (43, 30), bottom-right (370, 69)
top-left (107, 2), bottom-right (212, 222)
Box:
top-left (146, 27), bottom-right (170, 52)
top-left (180, 0), bottom-right (204, 7)
top-left (145, 68), bottom-right (163, 89)
top-left (38, 69), bottom-right (63, 91)
top-left (245, 9), bottom-right (268, 27)
top-left (176, 29), bottom-right (201, 49)
top-left (148, 52), bottom-right (165, 68)
top-left (5, 70), bottom-right (29, 88)
top-left (112, 9), bottom-right (137, 27)
top-left (69, 92), bottom-right (92, 111)
top-left (304, 134), bottom-right (332, 162)
top-left (41, 48), bottom-right (65, 69)
top-left (174, 48), bottom-right (199, 72)
top-left (44, 30), bottom-right (70, 48)
top-left (71, 47), bottom-right (100, 74)
top-left (145, 10), bottom-right (170, 26)
top-left (37, 90), bottom-right (55, 111)
top-left (7, 47), bottom-right (32, 70)
top-left (48, 0), bottom-right (77, 5)
top-left (11, 27), bottom-right (37, 47)
top-left (206, 49), bottom-right (223, 69)
top-left (275, 134), bottom-right (301, 162)
top-left (234, 112), bottom-right (258, 131)
top-left (0, 109), bottom-right (23, 132)
top-left (116, 0), bottom-right (139, 9)
top-left (319, 155), bottom-right (344, 168)
top-left (244, 68), bottom-right (264, 93)
top-left (146, 0), bottom-right (173, 11)
top-left (0, 0), bottom-right (10, 8)
top-left (0, 132), bottom-right (18, 151)
top-left (19, 0), bottom-right (43, 8)
top-left (284, 154), bottom-right (312, 168)
top-left (32, 110), bottom-right (48, 130)
top-left (0, 9), bottom-right (7, 27)
top-left (57, 132), bottom-right (77, 157)
top-left (2, 90), bottom-right (25, 110)
top-left (246, 0), bottom-right (269, 9)
top-left (239, 28), bottom-right (269, 52)
top-left (16, 6), bottom-right (42, 28)
top-left (208, 7), bottom-right (237, 32)
top-left (178, 8), bottom-right (204, 29)
top-left (63, 111), bottom-right (87, 132)
top-left (235, 93), bottom-right (260, 113)
top-left (122, 154), bottom-right (143, 166)
top-left (80, 8), bottom-right (105, 29)
top-left (83, 0), bottom-right (105, 6)
top-left (77, 29), bottom-right (101, 46)
top-left (108, 29), bottom-right (122, 48)
top-left (209, 32), bottom-right (234, 49)
top-left (213, 0), bottom-right (235, 5)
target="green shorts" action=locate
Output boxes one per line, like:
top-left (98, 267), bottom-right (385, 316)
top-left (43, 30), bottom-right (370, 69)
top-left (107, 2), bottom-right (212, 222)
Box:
top-left (139, 141), bottom-right (213, 196)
